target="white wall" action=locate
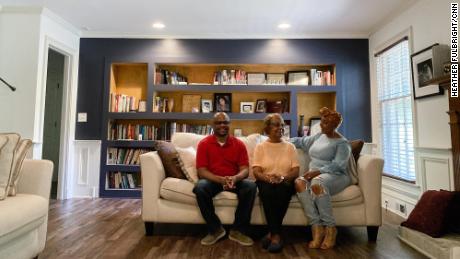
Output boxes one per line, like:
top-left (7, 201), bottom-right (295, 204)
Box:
top-left (369, 0), bottom-right (454, 217)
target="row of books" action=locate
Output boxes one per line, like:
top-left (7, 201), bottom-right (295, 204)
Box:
top-left (153, 96), bottom-right (174, 112)
top-left (310, 69), bottom-right (334, 86)
top-left (106, 171), bottom-right (141, 189)
top-left (107, 148), bottom-right (152, 165)
top-left (155, 69), bottom-right (188, 85)
top-left (109, 93), bottom-right (138, 112)
top-left (108, 122), bottom-right (157, 140)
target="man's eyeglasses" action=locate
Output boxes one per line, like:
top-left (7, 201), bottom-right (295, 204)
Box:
top-left (214, 121), bottom-right (230, 125)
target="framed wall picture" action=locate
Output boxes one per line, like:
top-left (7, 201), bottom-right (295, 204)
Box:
top-left (411, 44), bottom-right (445, 99)
top-left (240, 102), bottom-right (255, 113)
top-left (182, 95), bottom-right (201, 113)
top-left (309, 116), bottom-right (321, 136)
top-left (201, 99), bottom-right (212, 113)
top-left (214, 93), bottom-right (232, 112)
top-left (255, 99), bottom-right (267, 113)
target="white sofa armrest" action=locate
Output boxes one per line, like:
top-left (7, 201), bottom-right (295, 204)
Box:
top-left (140, 151), bottom-right (166, 221)
top-left (17, 159), bottom-right (53, 200)
top-left (356, 154), bottom-right (384, 226)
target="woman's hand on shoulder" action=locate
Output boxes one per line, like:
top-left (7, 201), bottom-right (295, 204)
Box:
top-left (303, 170), bottom-right (321, 181)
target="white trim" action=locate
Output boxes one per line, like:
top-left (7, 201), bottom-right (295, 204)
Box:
top-left (419, 156), bottom-right (452, 191)
top-left (41, 8), bottom-right (81, 37)
top-left (39, 36), bottom-right (79, 200)
top-left (368, 0), bottom-right (419, 37)
top-left (80, 31), bottom-right (369, 39)
top-left (382, 176), bottom-right (421, 202)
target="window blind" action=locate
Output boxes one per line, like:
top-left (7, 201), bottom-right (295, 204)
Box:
top-left (376, 39), bottom-right (415, 182)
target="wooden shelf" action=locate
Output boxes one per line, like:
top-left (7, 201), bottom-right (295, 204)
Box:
top-left (108, 112), bottom-right (293, 121)
top-left (153, 84), bottom-right (336, 93)
top-left (105, 140), bottom-right (156, 148)
top-left (105, 164), bottom-right (141, 172)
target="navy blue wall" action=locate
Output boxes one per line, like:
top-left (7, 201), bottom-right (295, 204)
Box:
top-left (76, 39), bottom-right (371, 141)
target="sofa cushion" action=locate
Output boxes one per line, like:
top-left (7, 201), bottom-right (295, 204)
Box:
top-left (8, 139), bottom-right (32, 196)
top-left (153, 141), bottom-right (187, 179)
top-left (160, 177), bottom-right (363, 208)
top-left (0, 133), bottom-right (20, 200)
top-left (171, 132), bottom-right (205, 150)
top-left (176, 146), bottom-right (198, 183)
top-left (349, 139), bottom-right (364, 162)
top-left (0, 194), bottom-right (48, 245)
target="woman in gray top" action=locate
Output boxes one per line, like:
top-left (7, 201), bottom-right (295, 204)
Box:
top-left (290, 107), bottom-right (351, 249)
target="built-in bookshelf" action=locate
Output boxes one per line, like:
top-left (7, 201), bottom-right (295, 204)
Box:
top-left (100, 62), bottom-right (337, 198)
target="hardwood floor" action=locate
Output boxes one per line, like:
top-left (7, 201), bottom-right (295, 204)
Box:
top-left (40, 198), bottom-right (426, 259)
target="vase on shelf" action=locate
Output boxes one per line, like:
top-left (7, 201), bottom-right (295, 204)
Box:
top-left (298, 114), bottom-right (304, 137)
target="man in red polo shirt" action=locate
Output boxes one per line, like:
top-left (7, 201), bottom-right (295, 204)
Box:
top-left (193, 112), bottom-right (257, 246)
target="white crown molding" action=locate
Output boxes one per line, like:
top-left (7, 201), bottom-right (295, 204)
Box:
top-left (81, 31), bottom-right (369, 39)
top-left (41, 8), bottom-right (81, 37)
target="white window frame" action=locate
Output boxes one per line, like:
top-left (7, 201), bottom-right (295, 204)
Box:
top-left (374, 35), bottom-right (417, 183)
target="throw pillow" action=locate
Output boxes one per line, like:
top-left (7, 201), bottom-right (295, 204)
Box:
top-left (8, 139), bottom-right (32, 196)
top-left (446, 190), bottom-right (460, 234)
top-left (401, 190), bottom-right (455, 237)
top-left (0, 133), bottom-right (20, 200)
top-left (153, 141), bottom-right (187, 179)
top-left (347, 155), bottom-right (359, 185)
top-left (176, 146), bottom-right (198, 183)
top-left (349, 139), bottom-right (364, 162)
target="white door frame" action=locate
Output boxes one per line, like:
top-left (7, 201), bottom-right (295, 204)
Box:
top-left (39, 36), bottom-right (78, 200)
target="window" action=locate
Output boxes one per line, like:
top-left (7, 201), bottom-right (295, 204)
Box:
top-left (375, 38), bottom-right (416, 182)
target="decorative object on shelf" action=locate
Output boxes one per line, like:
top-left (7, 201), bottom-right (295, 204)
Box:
top-left (201, 99), bottom-right (213, 113)
top-left (167, 98), bottom-right (174, 112)
top-left (309, 116), bottom-right (321, 136)
top-left (283, 124), bottom-right (290, 139)
top-left (240, 102), bottom-right (255, 113)
top-left (303, 125), bottom-right (310, 136)
top-left (214, 93), bottom-right (232, 112)
top-left (287, 71), bottom-right (309, 85)
top-left (234, 128), bottom-right (243, 137)
top-left (255, 99), bottom-right (267, 113)
top-left (247, 73), bottom-right (266, 85)
top-left (411, 43), bottom-right (449, 99)
top-left (298, 114), bottom-right (304, 137)
top-left (266, 99), bottom-right (285, 113)
top-left (138, 100), bottom-right (147, 112)
top-left (266, 73), bottom-right (285, 85)
top-left (182, 95), bottom-right (201, 113)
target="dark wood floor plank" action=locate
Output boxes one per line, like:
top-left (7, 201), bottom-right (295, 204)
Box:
top-left (39, 199), bottom-right (427, 259)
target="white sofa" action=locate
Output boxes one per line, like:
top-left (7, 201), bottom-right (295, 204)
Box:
top-left (0, 159), bottom-right (53, 259)
top-left (141, 133), bottom-right (383, 241)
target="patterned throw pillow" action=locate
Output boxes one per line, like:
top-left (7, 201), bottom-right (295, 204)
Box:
top-left (0, 133), bottom-right (20, 200)
top-left (8, 139), bottom-right (32, 196)
top-left (153, 141), bottom-right (187, 179)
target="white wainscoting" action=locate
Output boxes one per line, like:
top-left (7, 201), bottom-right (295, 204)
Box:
top-left (71, 140), bottom-right (101, 198)
top-left (416, 147), bottom-right (454, 192)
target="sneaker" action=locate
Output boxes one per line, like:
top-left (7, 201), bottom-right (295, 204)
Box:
top-left (229, 230), bottom-right (254, 246)
top-left (200, 227), bottom-right (226, 246)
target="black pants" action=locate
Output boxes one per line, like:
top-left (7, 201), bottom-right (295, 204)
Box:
top-left (256, 180), bottom-right (295, 235)
top-left (193, 179), bottom-right (257, 234)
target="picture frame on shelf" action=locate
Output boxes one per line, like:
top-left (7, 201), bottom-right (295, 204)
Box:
top-left (138, 100), bottom-right (147, 112)
top-left (182, 94), bottom-right (201, 113)
top-left (266, 73), bottom-right (285, 85)
top-left (309, 116), bottom-right (321, 136)
top-left (411, 43), bottom-right (449, 99)
top-left (287, 71), bottom-right (309, 85)
top-left (234, 128), bottom-right (243, 137)
top-left (255, 99), bottom-right (267, 113)
top-left (240, 102), bottom-right (255, 113)
top-left (247, 73), bottom-right (266, 85)
top-left (214, 93), bottom-right (232, 112)
top-left (201, 99), bottom-right (213, 113)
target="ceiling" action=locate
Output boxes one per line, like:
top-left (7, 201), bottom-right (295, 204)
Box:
top-left (0, 0), bottom-right (418, 38)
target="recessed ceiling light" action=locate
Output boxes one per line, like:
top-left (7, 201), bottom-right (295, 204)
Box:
top-left (278, 23), bottom-right (291, 29)
top-left (152, 23), bottom-right (165, 29)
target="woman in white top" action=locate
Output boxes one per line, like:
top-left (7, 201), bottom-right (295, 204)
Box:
top-left (253, 113), bottom-right (299, 253)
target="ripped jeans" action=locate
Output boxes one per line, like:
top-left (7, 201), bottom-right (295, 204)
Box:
top-left (296, 173), bottom-right (350, 226)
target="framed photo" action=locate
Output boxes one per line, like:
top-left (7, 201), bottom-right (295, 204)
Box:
top-left (234, 128), bottom-right (243, 137)
top-left (214, 93), bottom-right (232, 112)
top-left (309, 116), bottom-right (321, 136)
top-left (255, 99), bottom-right (267, 113)
top-left (201, 99), bottom-right (213, 113)
top-left (411, 44), bottom-right (443, 99)
top-left (266, 73), bottom-right (285, 85)
top-left (287, 71), bottom-right (309, 85)
top-left (240, 102), bottom-right (255, 113)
